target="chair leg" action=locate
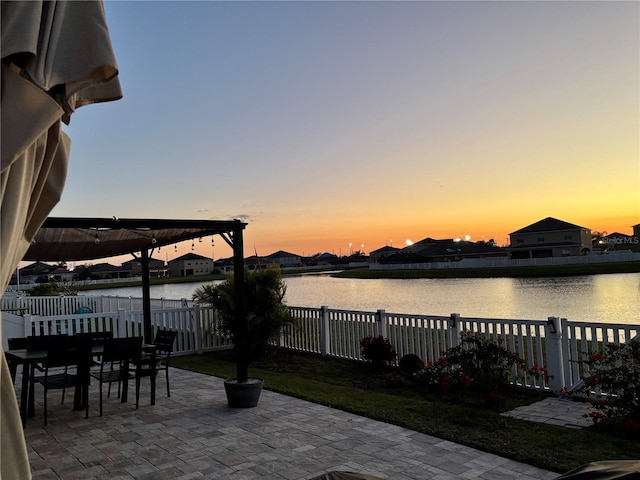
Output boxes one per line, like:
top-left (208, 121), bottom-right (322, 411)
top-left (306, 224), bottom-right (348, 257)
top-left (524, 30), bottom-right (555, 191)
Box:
top-left (135, 376), bottom-right (140, 409)
top-left (99, 381), bottom-right (103, 416)
top-left (43, 387), bottom-right (48, 426)
top-left (28, 365), bottom-right (36, 418)
top-left (166, 367), bottom-right (170, 397)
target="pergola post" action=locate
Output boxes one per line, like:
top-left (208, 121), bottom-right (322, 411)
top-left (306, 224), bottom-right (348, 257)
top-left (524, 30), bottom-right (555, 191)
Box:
top-left (233, 222), bottom-right (248, 382)
top-left (141, 248), bottom-right (152, 344)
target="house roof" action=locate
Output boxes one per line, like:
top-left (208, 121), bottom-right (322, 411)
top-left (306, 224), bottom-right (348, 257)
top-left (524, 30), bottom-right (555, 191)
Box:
top-left (266, 250), bottom-right (299, 258)
top-left (510, 217), bottom-right (588, 235)
top-left (22, 217), bottom-right (246, 262)
top-left (19, 262), bottom-right (53, 274)
top-left (369, 246), bottom-right (400, 254)
top-left (85, 262), bottom-right (124, 274)
top-left (410, 239), bottom-right (505, 258)
top-left (121, 257), bottom-right (164, 265)
top-left (168, 252), bottom-right (212, 263)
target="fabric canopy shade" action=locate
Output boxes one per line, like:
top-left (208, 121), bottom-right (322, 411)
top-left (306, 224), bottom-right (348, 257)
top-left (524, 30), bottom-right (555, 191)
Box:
top-left (2, 2), bottom-right (122, 476)
top-left (23, 217), bottom-right (248, 262)
top-left (22, 215), bottom-right (248, 346)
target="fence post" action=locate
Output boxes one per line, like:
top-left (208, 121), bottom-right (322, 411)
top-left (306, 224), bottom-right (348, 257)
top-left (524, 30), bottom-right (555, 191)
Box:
top-left (544, 316), bottom-right (565, 392)
top-left (320, 305), bottom-right (330, 356)
top-left (194, 304), bottom-right (203, 355)
top-left (376, 309), bottom-right (387, 338)
top-left (449, 313), bottom-right (460, 348)
top-left (117, 308), bottom-right (127, 338)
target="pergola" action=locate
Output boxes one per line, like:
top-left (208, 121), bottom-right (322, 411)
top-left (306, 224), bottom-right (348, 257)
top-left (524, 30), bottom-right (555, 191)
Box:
top-left (21, 217), bottom-right (247, 348)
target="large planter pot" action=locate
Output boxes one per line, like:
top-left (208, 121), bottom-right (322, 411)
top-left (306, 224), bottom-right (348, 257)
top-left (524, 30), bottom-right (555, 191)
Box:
top-left (223, 378), bottom-right (264, 408)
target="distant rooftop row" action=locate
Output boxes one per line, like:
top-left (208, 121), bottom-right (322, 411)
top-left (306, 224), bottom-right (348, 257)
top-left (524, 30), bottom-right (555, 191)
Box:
top-left (12, 217), bottom-right (640, 284)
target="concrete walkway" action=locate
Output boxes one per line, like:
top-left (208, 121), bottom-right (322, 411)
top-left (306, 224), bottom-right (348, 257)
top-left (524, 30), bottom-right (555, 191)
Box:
top-left (21, 368), bottom-right (561, 480)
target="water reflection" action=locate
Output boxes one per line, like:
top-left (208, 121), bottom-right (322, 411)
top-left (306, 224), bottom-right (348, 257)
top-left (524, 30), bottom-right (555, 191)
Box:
top-left (83, 272), bottom-right (640, 325)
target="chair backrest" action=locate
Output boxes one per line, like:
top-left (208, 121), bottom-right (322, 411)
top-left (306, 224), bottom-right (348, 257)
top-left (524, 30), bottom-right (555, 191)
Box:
top-left (8, 337), bottom-right (27, 350)
top-left (101, 337), bottom-right (143, 364)
top-left (43, 335), bottom-right (78, 369)
top-left (76, 331), bottom-right (113, 347)
top-left (154, 329), bottom-right (177, 354)
top-left (26, 334), bottom-right (68, 352)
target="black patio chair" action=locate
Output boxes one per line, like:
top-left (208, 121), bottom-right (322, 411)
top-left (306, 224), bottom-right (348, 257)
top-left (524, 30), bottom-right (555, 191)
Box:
top-left (32, 335), bottom-right (91, 424)
top-left (91, 337), bottom-right (143, 416)
top-left (76, 331), bottom-right (113, 366)
top-left (139, 329), bottom-right (177, 397)
top-left (26, 334), bottom-right (68, 408)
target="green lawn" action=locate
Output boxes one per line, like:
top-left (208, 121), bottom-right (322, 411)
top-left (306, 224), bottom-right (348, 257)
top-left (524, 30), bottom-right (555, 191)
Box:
top-left (171, 348), bottom-right (640, 474)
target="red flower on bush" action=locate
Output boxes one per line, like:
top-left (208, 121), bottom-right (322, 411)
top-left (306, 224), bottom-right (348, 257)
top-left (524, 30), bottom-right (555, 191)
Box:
top-left (585, 411), bottom-right (605, 425)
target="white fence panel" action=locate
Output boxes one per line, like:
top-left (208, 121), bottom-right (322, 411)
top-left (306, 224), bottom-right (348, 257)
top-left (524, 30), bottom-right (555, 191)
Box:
top-left (25, 311), bottom-right (124, 338)
top-left (330, 309), bottom-right (378, 360)
top-left (561, 319), bottom-right (640, 392)
top-left (385, 313), bottom-right (452, 365)
top-left (285, 307), bottom-right (323, 353)
top-left (7, 294), bottom-right (640, 393)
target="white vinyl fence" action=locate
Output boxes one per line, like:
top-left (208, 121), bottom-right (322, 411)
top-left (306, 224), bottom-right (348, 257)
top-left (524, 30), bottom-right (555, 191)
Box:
top-left (3, 295), bottom-right (639, 393)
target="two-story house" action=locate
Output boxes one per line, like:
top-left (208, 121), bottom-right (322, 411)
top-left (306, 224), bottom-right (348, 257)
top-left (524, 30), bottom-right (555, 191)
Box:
top-left (509, 217), bottom-right (591, 259)
top-left (168, 253), bottom-right (214, 277)
top-left (264, 250), bottom-right (301, 269)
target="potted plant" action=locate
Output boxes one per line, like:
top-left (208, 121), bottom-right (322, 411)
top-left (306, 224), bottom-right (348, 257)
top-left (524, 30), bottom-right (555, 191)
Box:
top-left (193, 264), bottom-right (294, 407)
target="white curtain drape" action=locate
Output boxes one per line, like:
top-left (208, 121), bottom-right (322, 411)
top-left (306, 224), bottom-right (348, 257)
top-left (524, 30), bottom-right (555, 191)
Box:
top-left (1, 2), bottom-right (121, 478)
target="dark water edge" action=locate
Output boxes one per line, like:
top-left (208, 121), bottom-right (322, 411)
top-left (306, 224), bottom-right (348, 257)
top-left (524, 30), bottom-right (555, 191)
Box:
top-left (334, 261), bottom-right (640, 279)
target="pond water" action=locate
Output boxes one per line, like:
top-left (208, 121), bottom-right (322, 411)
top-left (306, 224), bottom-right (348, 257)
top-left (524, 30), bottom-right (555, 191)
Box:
top-left (82, 272), bottom-right (640, 324)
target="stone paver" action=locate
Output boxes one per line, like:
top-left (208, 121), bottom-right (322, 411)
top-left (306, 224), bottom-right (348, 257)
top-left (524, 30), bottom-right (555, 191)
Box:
top-left (18, 368), bottom-right (561, 479)
top-left (501, 397), bottom-right (594, 428)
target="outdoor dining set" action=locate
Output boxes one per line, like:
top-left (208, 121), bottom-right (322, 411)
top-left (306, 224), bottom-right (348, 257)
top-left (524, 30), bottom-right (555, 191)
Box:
top-left (5, 329), bottom-right (177, 426)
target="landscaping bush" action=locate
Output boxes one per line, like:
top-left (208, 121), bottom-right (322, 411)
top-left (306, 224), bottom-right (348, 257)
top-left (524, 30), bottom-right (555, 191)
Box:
top-left (399, 353), bottom-right (425, 376)
top-left (415, 332), bottom-right (525, 399)
top-left (572, 339), bottom-right (640, 433)
top-left (414, 355), bottom-right (472, 395)
top-left (359, 335), bottom-right (396, 370)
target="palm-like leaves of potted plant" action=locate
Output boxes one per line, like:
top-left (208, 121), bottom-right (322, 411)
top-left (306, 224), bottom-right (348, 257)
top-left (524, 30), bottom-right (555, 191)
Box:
top-left (193, 265), bottom-right (294, 407)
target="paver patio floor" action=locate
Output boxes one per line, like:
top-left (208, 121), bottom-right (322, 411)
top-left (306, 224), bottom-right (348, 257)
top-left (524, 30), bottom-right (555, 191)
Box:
top-left (19, 368), bottom-right (560, 480)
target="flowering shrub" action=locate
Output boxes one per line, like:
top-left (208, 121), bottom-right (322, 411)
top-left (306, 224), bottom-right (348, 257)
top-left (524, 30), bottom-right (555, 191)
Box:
top-left (414, 355), bottom-right (473, 394)
top-left (520, 364), bottom-right (553, 386)
top-left (414, 332), bottom-right (524, 396)
top-left (446, 332), bottom-right (524, 391)
top-left (526, 364), bottom-right (552, 381)
top-left (359, 336), bottom-right (396, 370)
top-left (572, 340), bottom-right (640, 428)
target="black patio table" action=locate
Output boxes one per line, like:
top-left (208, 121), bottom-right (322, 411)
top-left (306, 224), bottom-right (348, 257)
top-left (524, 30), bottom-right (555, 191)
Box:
top-left (6, 342), bottom-right (157, 426)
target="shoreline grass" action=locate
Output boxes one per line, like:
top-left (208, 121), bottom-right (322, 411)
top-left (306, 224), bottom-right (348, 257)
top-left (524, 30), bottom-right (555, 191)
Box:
top-left (171, 348), bottom-right (640, 474)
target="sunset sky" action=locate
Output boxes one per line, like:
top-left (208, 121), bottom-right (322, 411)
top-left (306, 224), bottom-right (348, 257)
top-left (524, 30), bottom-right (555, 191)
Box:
top-left (57, 1), bottom-right (639, 264)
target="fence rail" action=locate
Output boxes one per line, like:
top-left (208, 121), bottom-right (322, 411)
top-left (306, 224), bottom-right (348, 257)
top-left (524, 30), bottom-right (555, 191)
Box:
top-left (3, 295), bottom-right (639, 393)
